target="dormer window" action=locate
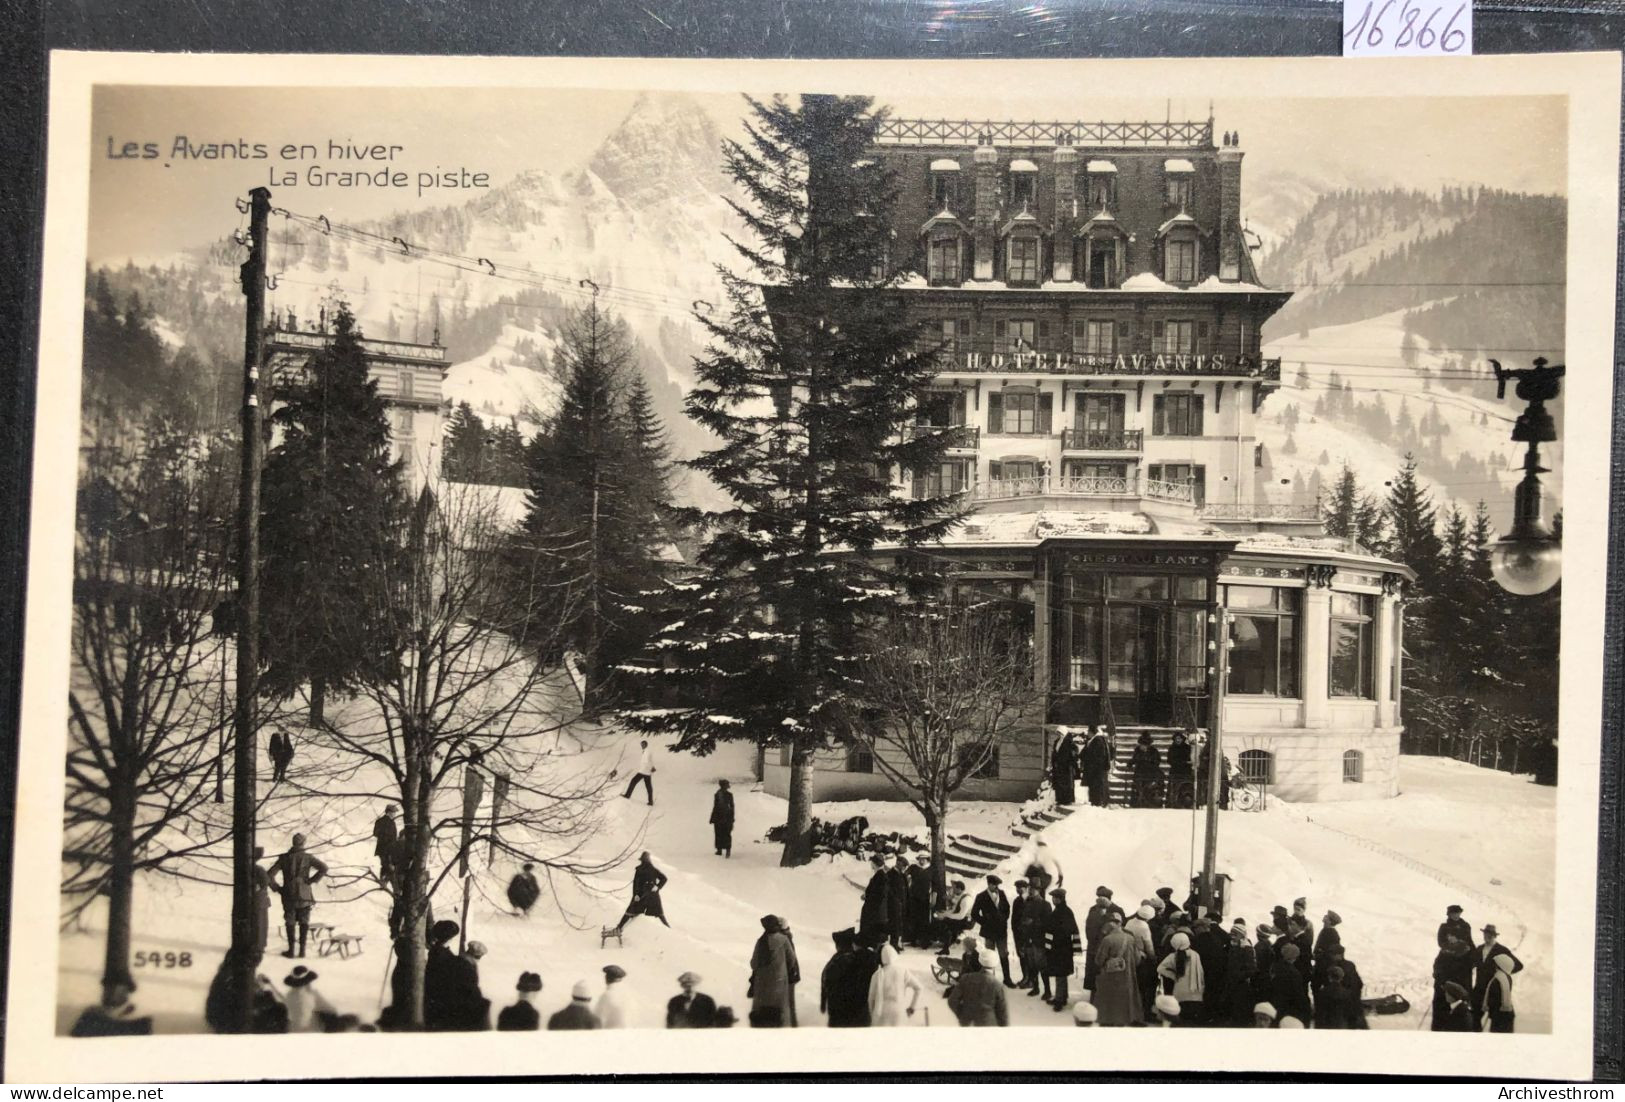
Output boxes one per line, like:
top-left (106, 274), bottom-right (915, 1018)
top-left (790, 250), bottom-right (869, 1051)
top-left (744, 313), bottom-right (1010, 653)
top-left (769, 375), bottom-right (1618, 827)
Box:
top-left (1164, 158), bottom-right (1195, 207)
top-left (1078, 211), bottom-right (1127, 290)
top-left (1165, 238), bottom-right (1196, 283)
top-left (1085, 160), bottom-right (1117, 208)
top-left (927, 236), bottom-right (961, 284)
top-left (1007, 235), bottom-right (1039, 284)
top-left (930, 158), bottom-right (960, 210)
top-left (1008, 159), bottom-right (1038, 210)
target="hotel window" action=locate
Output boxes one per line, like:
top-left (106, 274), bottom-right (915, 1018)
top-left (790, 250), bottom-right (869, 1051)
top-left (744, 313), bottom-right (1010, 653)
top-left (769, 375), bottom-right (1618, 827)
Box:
top-left (1164, 238), bottom-right (1197, 283)
top-left (1238, 749), bottom-right (1275, 786)
top-left (1151, 393), bottom-right (1204, 437)
top-left (927, 236), bottom-right (962, 284)
top-left (916, 389), bottom-right (964, 428)
top-left (989, 458), bottom-right (1042, 483)
top-left (1224, 585), bottom-right (1301, 697)
top-left (913, 459), bottom-right (967, 500)
top-left (1007, 235), bottom-right (1040, 284)
top-left (988, 388), bottom-right (1051, 435)
top-left (1087, 173), bottom-right (1115, 208)
top-left (1330, 592), bottom-right (1376, 698)
top-left (1167, 174), bottom-right (1193, 208)
top-left (1078, 393), bottom-right (1125, 433)
top-left (1148, 463), bottom-right (1205, 506)
top-left (932, 172), bottom-right (958, 210)
top-left (995, 317), bottom-right (1039, 353)
top-left (1343, 749), bottom-right (1364, 783)
top-left (1084, 236), bottom-right (1121, 289)
top-left (1074, 318), bottom-right (1116, 356)
top-left (958, 739), bottom-right (1000, 780)
top-left (1064, 460), bottom-right (1130, 482)
top-left (1155, 319), bottom-right (1199, 355)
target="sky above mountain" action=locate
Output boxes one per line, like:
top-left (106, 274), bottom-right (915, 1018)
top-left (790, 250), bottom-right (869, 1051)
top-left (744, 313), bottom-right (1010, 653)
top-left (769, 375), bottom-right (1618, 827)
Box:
top-left (89, 85), bottom-right (1564, 266)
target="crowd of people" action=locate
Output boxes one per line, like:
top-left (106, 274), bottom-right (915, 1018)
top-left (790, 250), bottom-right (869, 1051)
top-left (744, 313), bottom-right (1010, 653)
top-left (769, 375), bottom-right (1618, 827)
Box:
top-left (1049, 727), bottom-right (1233, 811)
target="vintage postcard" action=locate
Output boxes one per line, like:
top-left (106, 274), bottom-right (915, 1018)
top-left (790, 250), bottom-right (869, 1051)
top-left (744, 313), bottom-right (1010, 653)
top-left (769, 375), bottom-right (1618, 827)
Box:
top-left (5, 51), bottom-right (1618, 1082)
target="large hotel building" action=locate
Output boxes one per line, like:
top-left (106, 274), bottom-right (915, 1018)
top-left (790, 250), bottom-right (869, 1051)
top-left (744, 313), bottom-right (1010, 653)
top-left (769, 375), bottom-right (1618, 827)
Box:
top-left (762, 117), bottom-right (1414, 806)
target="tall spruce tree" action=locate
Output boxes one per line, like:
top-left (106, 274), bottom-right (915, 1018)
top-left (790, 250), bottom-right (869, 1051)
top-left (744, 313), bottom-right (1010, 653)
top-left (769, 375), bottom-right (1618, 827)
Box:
top-left (260, 305), bottom-right (404, 722)
top-left (619, 94), bottom-right (964, 867)
top-left (521, 298), bottom-right (670, 710)
top-left (441, 401), bottom-right (489, 481)
top-left (1322, 464), bottom-right (1387, 552)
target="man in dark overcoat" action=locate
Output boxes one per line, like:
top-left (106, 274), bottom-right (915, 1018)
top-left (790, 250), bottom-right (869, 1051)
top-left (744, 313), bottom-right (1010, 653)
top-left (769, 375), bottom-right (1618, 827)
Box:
top-left (859, 855), bottom-right (891, 946)
top-left (969, 874), bottom-right (1015, 987)
top-left (267, 833), bottom-right (327, 958)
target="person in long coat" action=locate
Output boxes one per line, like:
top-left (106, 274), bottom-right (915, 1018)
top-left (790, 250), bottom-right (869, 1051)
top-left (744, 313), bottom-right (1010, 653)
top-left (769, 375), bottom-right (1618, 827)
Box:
top-left (947, 948), bottom-right (1010, 1026)
top-left (1082, 729), bottom-right (1113, 807)
top-left (885, 854), bottom-right (910, 952)
top-left (859, 855), bottom-right (891, 945)
top-left (1051, 730), bottom-right (1079, 806)
top-left (749, 914), bottom-right (798, 1027)
top-left (1482, 954), bottom-right (1516, 1033)
top-left (267, 833), bottom-right (328, 959)
top-left (1191, 918), bottom-right (1229, 1020)
top-left (1224, 923), bottom-right (1259, 1026)
top-left (1312, 911), bottom-right (1343, 987)
top-left (708, 780), bottom-right (735, 857)
top-left (1252, 925), bottom-right (1278, 1005)
top-left (820, 928), bottom-right (871, 1027)
top-left (1431, 936), bottom-right (1476, 1030)
top-left (1016, 881), bottom-right (1052, 998)
top-left (1129, 734), bottom-right (1164, 808)
top-left (867, 943), bottom-right (922, 1025)
top-left (906, 855), bottom-right (934, 947)
top-left (1436, 905), bottom-right (1475, 951)
top-left (1313, 966), bottom-right (1362, 1029)
top-left (1269, 944), bottom-right (1312, 1027)
top-left (1041, 888), bottom-right (1083, 1012)
top-left (372, 806), bottom-right (399, 883)
top-left (611, 852), bottom-right (670, 933)
top-left (251, 847), bottom-right (272, 955)
top-left (423, 920), bottom-right (482, 1031)
top-left (1092, 917), bottom-right (1144, 1026)
top-left (1471, 925), bottom-right (1524, 1030)
top-left (969, 875), bottom-right (1014, 987)
top-left (1166, 731), bottom-right (1195, 809)
top-left (1156, 931), bottom-right (1207, 1023)
top-left (507, 863), bottom-right (541, 916)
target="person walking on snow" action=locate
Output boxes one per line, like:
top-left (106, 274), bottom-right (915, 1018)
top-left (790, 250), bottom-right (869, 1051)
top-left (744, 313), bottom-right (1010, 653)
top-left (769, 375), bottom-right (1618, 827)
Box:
top-left (596, 964), bottom-right (636, 1028)
top-left (867, 943), bottom-right (923, 1025)
top-left (748, 914), bottom-right (798, 1028)
top-left (617, 739), bottom-right (656, 805)
top-left (970, 875), bottom-right (1017, 987)
top-left (506, 863), bottom-right (540, 916)
top-left (267, 833), bottom-right (327, 959)
top-left (268, 727), bottom-right (295, 784)
top-left (610, 852), bottom-right (670, 934)
top-left (709, 779), bottom-right (735, 857)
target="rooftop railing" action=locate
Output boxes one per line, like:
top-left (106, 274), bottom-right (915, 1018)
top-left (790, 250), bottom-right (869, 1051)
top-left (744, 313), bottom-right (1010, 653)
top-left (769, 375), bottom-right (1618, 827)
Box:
top-left (1197, 502), bottom-right (1322, 522)
top-left (875, 118), bottom-right (1214, 148)
top-left (967, 473), bottom-right (1195, 504)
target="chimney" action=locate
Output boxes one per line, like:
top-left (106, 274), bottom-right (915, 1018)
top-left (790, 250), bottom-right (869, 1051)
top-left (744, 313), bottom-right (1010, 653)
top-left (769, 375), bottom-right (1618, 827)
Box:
top-left (1052, 138), bottom-right (1077, 282)
top-left (973, 137), bottom-right (999, 281)
top-left (1218, 131), bottom-right (1244, 282)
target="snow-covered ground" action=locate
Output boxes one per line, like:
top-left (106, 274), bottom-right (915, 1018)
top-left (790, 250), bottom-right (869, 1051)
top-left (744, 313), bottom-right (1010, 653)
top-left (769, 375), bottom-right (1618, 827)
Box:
top-left (57, 709), bottom-right (1553, 1036)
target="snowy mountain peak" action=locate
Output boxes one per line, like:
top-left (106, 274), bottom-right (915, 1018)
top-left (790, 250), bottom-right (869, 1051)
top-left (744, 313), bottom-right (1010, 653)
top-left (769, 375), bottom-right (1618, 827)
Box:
top-left (588, 92), bottom-right (729, 207)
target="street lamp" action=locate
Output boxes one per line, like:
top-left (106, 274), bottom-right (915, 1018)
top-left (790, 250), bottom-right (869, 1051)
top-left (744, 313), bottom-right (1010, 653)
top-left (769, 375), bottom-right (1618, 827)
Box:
top-left (1490, 358), bottom-right (1563, 596)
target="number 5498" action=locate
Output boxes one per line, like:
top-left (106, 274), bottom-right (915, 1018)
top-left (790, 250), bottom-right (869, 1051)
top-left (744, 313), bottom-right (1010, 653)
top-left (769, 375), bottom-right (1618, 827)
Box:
top-left (133, 950), bottom-right (192, 968)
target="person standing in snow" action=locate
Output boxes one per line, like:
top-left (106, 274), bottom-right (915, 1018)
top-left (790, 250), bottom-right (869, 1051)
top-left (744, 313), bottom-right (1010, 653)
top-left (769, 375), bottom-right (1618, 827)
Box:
top-left (749, 914), bottom-right (798, 1027)
top-left (372, 805), bottom-right (399, 884)
top-left (1269, 943), bottom-right (1312, 1026)
top-left (497, 972), bottom-right (543, 1030)
top-left (1436, 981), bottom-right (1475, 1031)
top-left (1482, 954), bottom-right (1517, 1033)
top-left (1292, 897), bottom-right (1316, 949)
top-left (906, 853), bottom-right (934, 947)
top-left (1050, 729), bottom-right (1078, 806)
top-left (281, 966), bottom-right (335, 1032)
top-left (1041, 887), bottom-right (1083, 1012)
top-left (859, 854), bottom-right (892, 946)
top-left (1129, 733), bottom-right (1164, 808)
top-left (1437, 904), bottom-right (1475, 951)
top-left (548, 981), bottom-right (602, 1030)
top-left (618, 739), bottom-right (657, 805)
top-left (667, 971), bottom-right (717, 1028)
top-left (1156, 931), bottom-right (1206, 1024)
top-left (596, 964), bottom-right (636, 1028)
top-left (1092, 916), bottom-right (1144, 1026)
top-left (969, 875), bottom-right (1016, 987)
top-left (423, 920), bottom-right (481, 1031)
top-left (885, 852), bottom-right (909, 952)
top-left (1313, 966), bottom-right (1363, 1029)
top-left (1082, 728), bottom-right (1113, 807)
top-left (1166, 730), bottom-right (1195, 809)
top-left (947, 947), bottom-right (1010, 1026)
top-left (1223, 920), bottom-right (1258, 1026)
top-left (267, 833), bottom-right (327, 959)
top-left (820, 928), bottom-right (869, 1027)
top-left (867, 943), bottom-right (922, 1025)
top-left (1016, 880), bottom-right (1052, 999)
top-left (1084, 887), bottom-right (1127, 991)
top-left (610, 851), bottom-right (670, 934)
top-left (1471, 925), bottom-right (1524, 1029)
top-left (709, 779), bottom-right (735, 857)
top-left (251, 846), bottom-right (271, 956)
top-left (268, 727), bottom-right (295, 784)
top-left (1191, 917), bottom-right (1229, 1021)
top-left (1431, 935), bottom-right (1476, 1030)
top-left (506, 862), bottom-right (540, 916)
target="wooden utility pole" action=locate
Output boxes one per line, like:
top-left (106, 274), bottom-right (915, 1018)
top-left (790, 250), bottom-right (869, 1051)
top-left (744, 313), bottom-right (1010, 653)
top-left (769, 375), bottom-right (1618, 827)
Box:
top-left (1200, 602), bottom-right (1232, 914)
top-left (228, 186), bottom-right (271, 1029)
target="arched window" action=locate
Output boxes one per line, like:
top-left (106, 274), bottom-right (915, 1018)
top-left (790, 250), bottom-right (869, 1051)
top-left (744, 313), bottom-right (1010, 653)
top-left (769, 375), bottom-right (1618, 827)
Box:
top-left (1342, 749), bottom-right (1364, 783)
top-left (1238, 749), bottom-right (1275, 785)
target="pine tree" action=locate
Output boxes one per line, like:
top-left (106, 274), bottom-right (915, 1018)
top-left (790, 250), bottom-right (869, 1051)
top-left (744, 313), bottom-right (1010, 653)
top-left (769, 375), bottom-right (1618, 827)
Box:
top-left (621, 371), bottom-right (677, 525)
top-left (260, 304), bottom-right (404, 722)
top-left (441, 401), bottom-right (488, 482)
top-left (619, 94), bottom-right (964, 867)
top-left (1384, 454), bottom-right (1443, 591)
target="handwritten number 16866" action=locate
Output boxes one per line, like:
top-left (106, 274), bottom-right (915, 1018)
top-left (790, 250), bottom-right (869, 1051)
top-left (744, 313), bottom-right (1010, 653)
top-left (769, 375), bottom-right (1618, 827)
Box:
top-left (1345, 1), bottom-right (1468, 52)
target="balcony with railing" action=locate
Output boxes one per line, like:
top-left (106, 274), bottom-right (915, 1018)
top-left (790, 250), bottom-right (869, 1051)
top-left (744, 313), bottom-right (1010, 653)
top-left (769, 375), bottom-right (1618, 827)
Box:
top-left (919, 338), bottom-right (1280, 381)
top-left (1061, 428), bottom-right (1143, 452)
top-left (970, 473), bottom-right (1195, 504)
top-left (901, 424), bottom-right (980, 450)
top-left (875, 118), bottom-right (1214, 148)
top-left (1197, 501), bottom-right (1322, 522)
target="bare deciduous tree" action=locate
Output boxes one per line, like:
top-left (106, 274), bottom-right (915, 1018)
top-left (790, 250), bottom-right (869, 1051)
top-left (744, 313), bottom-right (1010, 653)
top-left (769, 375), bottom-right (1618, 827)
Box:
top-left (854, 602), bottom-right (1041, 896)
